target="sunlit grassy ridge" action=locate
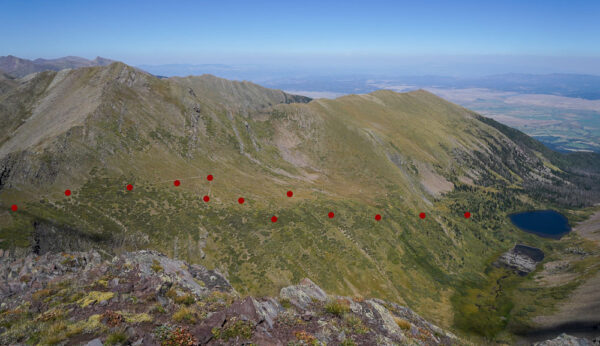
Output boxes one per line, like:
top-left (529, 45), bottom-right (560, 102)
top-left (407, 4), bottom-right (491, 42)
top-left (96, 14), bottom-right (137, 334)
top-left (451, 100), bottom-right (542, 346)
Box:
top-left (1, 63), bottom-right (599, 340)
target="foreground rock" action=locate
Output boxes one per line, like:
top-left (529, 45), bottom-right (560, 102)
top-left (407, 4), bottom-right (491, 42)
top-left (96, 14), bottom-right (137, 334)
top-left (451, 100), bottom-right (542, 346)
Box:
top-left (0, 250), bottom-right (459, 345)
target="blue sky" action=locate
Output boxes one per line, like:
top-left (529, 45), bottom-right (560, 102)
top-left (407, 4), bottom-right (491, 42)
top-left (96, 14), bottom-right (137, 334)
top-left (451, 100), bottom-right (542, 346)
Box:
top-left (1, 0), bottom-right (599, 73)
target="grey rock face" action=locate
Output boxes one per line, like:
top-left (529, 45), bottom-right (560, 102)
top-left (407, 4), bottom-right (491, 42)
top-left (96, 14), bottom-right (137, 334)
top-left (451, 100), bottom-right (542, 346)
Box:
top-left (0, 250), bottom-right (233, 304)
top-left (118, 250), bottom-right (233, 297)
top-left (0, 250), bottom-right (102, 299)
top-left (253, 297), bottom-right (284, 329)
top-left (279, 277), bottom-right (327, 309)
top-left (495, 244), bottom-right (544, 275)
top-left (364, 299), bottom-right (406, 341)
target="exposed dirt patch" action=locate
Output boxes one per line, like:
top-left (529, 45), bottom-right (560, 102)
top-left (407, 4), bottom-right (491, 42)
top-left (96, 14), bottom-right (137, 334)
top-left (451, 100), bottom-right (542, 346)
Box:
top-left (534, 260), bottom-right (578, 287)
top-left (418, 163), bottom-right (454, 196)
top-left (272, 123), bottom-right (311, 168)
top-left (574, 211), bottom-right (600, 243)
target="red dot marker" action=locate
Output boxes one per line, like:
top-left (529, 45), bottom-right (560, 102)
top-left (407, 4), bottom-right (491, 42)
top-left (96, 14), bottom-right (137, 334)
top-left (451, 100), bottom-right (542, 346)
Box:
top-left (271, 216), bottom-right (278, 223)
top-left (286, 190), bottom-right (293, 197)
top-left (238, 197), bottom-right (245, 204)
top-left (11, 204), bottom-right (18, 212)
top-left (328, 212), bottom-right (335, 219)
top-left (375, 214), bottom-right (382, 221)
top-left (203, 195), bottom-right (210, 202)
top-left (207, 175), bottom-right (213, 181)
top-left (64, 189), bottom-right (71, 196)
top-left (174, 180), bottom-right (181, 187)
top-left (464, 212), bottom-right (471, 219)
top-left (419, 212), bottom-right (426, 219)
top-left (126, 184), bottom-right (133, 191)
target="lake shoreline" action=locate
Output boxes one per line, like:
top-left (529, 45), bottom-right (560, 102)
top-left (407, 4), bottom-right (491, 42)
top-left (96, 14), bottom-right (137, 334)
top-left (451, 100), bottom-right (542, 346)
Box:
top-left (509, 209), bottom-right (571, 239)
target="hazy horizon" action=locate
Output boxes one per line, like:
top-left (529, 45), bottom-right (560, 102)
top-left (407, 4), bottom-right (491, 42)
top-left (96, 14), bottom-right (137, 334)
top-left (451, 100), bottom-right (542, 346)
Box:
top-left (134, 55), bottom-right (600, 78)
top-left (2, 0), bottom-right (600, 77)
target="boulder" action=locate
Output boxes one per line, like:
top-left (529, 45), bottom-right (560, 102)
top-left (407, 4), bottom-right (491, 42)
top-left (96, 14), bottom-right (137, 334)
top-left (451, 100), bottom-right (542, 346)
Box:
top-left (279, 278), bottom-right (327, 309)
top-left (225, 296), bottom-right (283, 330)
top-left (227, 297), bottom-right (263, 324)
top-left (191, 310), bottom-right (226, 344)
top-left (364, 299), bottom-right (406, 342)
top-left (254, 298), bottom-right (284, 329)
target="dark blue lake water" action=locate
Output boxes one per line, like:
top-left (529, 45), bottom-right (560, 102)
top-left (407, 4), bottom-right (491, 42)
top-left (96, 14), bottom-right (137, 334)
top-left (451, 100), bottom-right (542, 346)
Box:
top-left (509, 210), bottom-right (571, 239)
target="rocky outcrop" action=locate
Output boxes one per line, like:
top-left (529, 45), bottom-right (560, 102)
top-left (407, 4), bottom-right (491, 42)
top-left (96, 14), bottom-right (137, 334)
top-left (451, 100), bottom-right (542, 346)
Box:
top-left (0, 250), bottom-right (459, 345)
top-left (495, 244), bottom-right (545, 275)
top-left (533, 333), bottom-right (598, 346)
top-left (279, 277), bottom-right (328, 309)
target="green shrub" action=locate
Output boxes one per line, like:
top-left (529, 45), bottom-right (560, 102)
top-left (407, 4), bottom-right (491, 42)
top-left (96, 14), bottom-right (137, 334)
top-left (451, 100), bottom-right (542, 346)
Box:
top-left (151, 259), bottom-right (163, 273)
top-left (212, 319), bottom-right (253, 341)
top-left (324, 299), bottom-right (350, 316)
top-left (105, 331), bottom-right (128, 345)
top-left (32, 289), bottom-right (53, 301)
top-left (394, 317), bottom-right (411, 331)
top-left (341, 339), bottom-right (357, 346)
top-left (172, 306), bottom-right (196, 324)
top-left (152, 304), bottom-right (166, 314)
top-left (174, 294), bottom-right (195, 306)
top-left (344, 314), bottom-right (369, 334)
top-left (279, 298), bottom-right (292, 309)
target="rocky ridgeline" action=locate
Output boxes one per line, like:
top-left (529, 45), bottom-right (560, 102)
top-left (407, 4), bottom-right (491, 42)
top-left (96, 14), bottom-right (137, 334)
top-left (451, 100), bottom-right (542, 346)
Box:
top-left (0, 250), bottom-right (458, 345)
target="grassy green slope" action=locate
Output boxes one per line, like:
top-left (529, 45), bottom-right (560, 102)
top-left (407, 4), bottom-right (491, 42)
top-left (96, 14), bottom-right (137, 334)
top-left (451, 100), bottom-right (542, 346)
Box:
top-left (1, 63), bottom-right (599, 339)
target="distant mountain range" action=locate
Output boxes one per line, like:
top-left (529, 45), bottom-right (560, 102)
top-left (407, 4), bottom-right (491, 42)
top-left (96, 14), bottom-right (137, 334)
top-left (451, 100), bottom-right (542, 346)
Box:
top-left (137, 63), bottom-right (600, 100)
top-left (0, 55), bottom-right (114, 78)
top-left (4, 56), bottom-right (600, 100)
top-left (261, 73), bottom-right (600, 100)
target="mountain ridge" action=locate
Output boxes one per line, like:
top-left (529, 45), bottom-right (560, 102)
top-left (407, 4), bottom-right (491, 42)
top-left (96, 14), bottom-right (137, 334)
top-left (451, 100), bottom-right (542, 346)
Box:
top-left (1, 61), bottom-right (599, 341)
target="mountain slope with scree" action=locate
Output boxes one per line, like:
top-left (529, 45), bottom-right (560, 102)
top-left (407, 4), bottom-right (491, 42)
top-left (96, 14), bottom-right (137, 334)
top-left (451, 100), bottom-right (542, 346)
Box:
top-left (1, 62), bottom-right (599, 341)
